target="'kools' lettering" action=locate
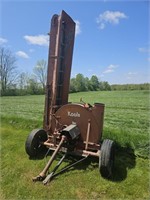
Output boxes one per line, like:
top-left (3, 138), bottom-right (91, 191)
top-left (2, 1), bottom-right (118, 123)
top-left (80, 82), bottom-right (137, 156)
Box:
top-left (68, 111), bottom-right (80, 117)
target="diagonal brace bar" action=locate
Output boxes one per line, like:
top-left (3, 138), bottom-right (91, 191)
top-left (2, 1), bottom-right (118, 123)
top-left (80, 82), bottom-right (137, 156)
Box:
top-left (32, 135), bottom-right (66, 182)
top-left (43, 153), bottom-right (67, 185)
top-left (50, 155), bottom-right (89, 181)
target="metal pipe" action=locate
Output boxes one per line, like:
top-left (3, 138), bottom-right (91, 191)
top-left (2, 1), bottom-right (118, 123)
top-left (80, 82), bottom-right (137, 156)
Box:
top-left (39, 135), bottom-right (66, 178)
top-left (75, 149), bottom-right (100, 157)
top-left (85, 120), bottom-right (91, 150)
top-left (50, 156), bottom-right (88, 180)
top-left (43, 153), bottom-right (67, 185)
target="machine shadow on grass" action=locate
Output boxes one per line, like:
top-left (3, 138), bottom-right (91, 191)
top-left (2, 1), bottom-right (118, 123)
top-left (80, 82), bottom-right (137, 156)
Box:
top-left (112, 143), bottom-right (136, 182)
top-left (29, 142), bottom-right (136, 182)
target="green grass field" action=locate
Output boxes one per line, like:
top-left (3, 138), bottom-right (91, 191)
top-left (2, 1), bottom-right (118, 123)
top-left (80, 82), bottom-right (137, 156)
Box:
top-left (0, 90), bottom-right (149, 199)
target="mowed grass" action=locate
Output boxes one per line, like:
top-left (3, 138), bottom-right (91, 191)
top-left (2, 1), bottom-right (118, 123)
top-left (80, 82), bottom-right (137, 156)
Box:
top-left (0, 90), bottom-right (150, 199)
top-left (1, 90), bottom-right (149, 156)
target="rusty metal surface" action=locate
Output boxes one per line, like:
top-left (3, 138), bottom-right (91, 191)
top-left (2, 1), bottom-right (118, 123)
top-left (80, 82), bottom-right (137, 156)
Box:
top-left (43, 10), bottom-right (105, 155)
top-left (51, 103), bottom-right (105, 144)
top-left (26, 11), bottom-right (108, 184)
top-left (39, 135), bottom-right (66, 178)
top-left (44, 10), bottom-right (75, 131)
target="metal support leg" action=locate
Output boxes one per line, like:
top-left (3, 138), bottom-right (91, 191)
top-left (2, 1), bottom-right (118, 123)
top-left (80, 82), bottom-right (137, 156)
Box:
top-left (43, 153), bottom-right (67, 185)
top-left (32, 135), bottom-right (66, 182)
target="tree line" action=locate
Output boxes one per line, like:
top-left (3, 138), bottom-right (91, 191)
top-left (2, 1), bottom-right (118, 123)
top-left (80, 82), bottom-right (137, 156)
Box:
top-left (0, 47), bottom-right (149, 96)
top-left (70, 75), bottom-right (149, 92)
top-left (0, 47), bottom-right (47, 96)
top-left (70, 74), bottom-right (111, 92)
top-left (111, 83), bottom-right (150, 91)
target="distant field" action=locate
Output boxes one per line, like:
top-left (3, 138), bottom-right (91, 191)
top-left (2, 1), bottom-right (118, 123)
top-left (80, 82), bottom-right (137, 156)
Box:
top-left (0, 90), bottom-right (149, 199)
top-left (1, 90), bottom-right (149, 157)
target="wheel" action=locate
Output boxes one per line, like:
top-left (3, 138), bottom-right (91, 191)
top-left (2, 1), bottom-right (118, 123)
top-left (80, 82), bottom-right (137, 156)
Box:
top-left (25, 129), bottom-right (48, 157)
top-left (99, 139), bottom-right (115, 178)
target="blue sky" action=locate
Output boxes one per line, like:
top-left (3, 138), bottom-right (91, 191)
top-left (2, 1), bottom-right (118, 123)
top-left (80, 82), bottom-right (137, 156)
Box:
top-left (0, 0), bottom-right (149, 84)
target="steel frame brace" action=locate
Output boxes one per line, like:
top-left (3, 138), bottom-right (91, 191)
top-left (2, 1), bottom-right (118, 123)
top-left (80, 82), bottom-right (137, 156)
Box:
top-left (43, 153), bottom-right (89, 185)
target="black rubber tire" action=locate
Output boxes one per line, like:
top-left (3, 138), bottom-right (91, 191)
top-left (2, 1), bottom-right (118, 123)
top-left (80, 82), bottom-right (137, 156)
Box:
top-left (25, 129), bottom-right (47, 157)
top-left (99, 139), bottom-right (115, 178)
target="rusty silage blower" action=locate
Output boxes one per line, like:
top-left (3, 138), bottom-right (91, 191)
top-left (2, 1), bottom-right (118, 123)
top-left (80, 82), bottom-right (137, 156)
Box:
top-left (25, 10), bottom-right (115, 185)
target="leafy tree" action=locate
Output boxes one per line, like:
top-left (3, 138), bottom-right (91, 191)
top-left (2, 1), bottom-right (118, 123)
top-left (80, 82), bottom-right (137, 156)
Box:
top-left (111, 83), bottom-right (150, 91)
top-left (27, 76), bottom-right (39, 95)
top-left (70, 77), bottom-right (76, 93)
top-left (0, 47), bottom-right (18, 95)
top-left (102, 81), bottom-right (111, 91)
top-left (84, 77), bottom-right (90, 91)
top-left (69, 74), bottom-right (112, 92)
top-left (18, 72), bottom-right (29, 90)
top-left (99, 81), bottom-right (104, 91)
top-left (90, 75), bottom-right (99, 91)
top-left (75, 73), bottom-right (86, 92)
top-left (33, 59), bottom-right (47, 90)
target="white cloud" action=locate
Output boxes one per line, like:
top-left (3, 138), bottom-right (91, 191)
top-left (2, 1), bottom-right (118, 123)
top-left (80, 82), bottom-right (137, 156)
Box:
top-left (126, 72), bottom-right (137, 80)
top-left (75, 20), bottom-right (81, 36)
top-left (0, 37), bottom-right (8, 45)
top-left (96, 10), bottom-right (127, 30)
top-left (103, 64), bottom-right (118, 74)
top-left (128, 72), bottom-right (137, 76)
top-left (24, 34), bottom-right (49, 46)
top-left (99, 23), bottom-right (105, 30)
top-left (16, 51), bottom-right (29, 59)
top-left (104, 69), bottom-right (113, 73)
top-left (138, 47), bottom-right (150, 53)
